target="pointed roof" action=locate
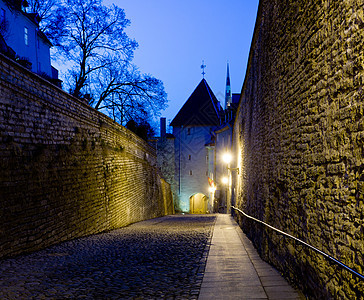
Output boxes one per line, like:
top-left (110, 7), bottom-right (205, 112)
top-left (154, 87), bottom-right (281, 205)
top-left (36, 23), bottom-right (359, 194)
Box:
top-left (225, 62), bottom-right (232, 109)
top-left (226, 63), bottom-right (231, 86)
top-left (171, 79), bottom-right (222, 127)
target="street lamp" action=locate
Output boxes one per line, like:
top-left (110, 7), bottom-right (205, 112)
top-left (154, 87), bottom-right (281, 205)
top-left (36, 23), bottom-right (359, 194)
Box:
top-left (222, 152), bottom-right (232, 164)
top-left (222, 152), bottom-right (239, 174)
top-left (221, 152), bottom-right (239, 215)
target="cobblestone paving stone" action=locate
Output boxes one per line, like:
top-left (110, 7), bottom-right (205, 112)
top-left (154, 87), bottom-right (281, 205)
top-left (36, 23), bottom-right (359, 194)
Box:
top-left (0, 215), bottom-right (216, 300)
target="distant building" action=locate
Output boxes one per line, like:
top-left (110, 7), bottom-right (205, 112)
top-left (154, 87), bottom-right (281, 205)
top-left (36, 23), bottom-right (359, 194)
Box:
top-left (214, 91), bottom-right (240, 213)
top-left (170, 78), bottom-right (223, 213)
top-left (0, 0), bottom-right (59, 84)
top-left (152, 64), bottom-right (240, 214)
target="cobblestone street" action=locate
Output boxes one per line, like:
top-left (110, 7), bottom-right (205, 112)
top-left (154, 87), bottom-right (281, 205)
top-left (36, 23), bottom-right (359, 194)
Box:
top-left (0, 215), bottom-right (215, 299)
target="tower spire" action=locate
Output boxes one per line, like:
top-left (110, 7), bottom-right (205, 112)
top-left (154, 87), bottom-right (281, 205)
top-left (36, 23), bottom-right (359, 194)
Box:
top-left (225, 62), bottom-right (232, 109)
top-left (201, 60), bottom-right (206, 78)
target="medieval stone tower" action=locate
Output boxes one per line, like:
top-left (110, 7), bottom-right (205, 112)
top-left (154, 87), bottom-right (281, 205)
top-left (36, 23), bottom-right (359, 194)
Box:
top-left (170, 78), bottom-right (222, 213)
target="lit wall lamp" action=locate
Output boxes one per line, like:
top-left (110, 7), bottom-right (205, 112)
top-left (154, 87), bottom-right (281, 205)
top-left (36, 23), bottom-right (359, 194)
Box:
top-left (222, 153), bottom-right (232, 164)
top-left (221, 176), bottom-right (229, 185)
top-left (222, 152), bottom-right (239, 174)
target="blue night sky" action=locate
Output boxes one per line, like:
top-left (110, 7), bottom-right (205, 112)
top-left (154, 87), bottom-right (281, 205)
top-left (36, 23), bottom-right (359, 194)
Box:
top-left (102, 1), bottom-right (259, 125)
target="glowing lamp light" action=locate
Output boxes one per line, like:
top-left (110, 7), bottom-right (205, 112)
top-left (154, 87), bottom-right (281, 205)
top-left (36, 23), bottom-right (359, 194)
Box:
top-left (222, 153), bottom-right (232, 164)
top-left (209, 186), bottom-right (216, 193)
top-left (222, 176), bottom-right (229, 185)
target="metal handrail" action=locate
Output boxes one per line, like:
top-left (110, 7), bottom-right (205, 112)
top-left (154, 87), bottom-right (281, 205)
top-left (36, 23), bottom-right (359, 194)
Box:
top-left (232, 206), bottom-right (364, 280)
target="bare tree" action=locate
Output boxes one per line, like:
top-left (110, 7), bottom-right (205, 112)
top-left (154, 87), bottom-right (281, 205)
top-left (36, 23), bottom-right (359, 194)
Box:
top-left (49, 0), bottom-right (137, 98)
top-left (90, 61), bottom-right (167, 125)
top-left (26, 0), bottom-right (57, 31)
top-left (44, 0), bottom-right (167, 126)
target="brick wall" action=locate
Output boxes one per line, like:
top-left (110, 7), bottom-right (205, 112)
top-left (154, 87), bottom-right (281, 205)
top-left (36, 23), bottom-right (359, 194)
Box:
top-left (0, 54), bottom-right (173, 259)
top-left (233, 0), bottom-right (363, 298)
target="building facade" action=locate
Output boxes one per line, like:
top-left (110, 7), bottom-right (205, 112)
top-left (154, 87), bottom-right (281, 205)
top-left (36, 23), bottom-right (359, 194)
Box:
top-left (0, 0), bottom-right (57, 80)
top-left (170, 78), bottom-right (223, 213)
top-left (152, 66), bottom-right (240, 214)
top-left (214, 96), bottom-right (240, 213)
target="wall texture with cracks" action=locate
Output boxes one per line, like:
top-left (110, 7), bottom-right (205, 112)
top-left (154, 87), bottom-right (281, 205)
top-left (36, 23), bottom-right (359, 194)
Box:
top-left (0, 54), bottom-right (173, 259)
top-left (233, 0), bottom-right (363, 298)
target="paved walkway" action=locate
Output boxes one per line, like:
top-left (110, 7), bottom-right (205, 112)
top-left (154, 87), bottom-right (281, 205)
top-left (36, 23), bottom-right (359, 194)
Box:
top-left (0, 214), bottom-right (304, 299)
top-left (0, 215), bottom-right (214, 299)
top-left (199, 214), bottom-right (304, 300)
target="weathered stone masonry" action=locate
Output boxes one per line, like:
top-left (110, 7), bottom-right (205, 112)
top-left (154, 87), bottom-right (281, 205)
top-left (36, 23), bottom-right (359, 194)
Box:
top-left (0, 54), bottom-right (173, 259)
top-left (233, 0), bottom-right (363, 299)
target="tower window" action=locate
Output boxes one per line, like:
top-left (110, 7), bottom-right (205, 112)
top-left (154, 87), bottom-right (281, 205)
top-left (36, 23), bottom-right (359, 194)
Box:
top-left (189, 170), bottom-right (193, 176)
top-left (188, 155), bottom-right (191, 160)
top-left (24, 27), bottom-right (28, 45)
top-left (187, 128), bottom-right (191, 135)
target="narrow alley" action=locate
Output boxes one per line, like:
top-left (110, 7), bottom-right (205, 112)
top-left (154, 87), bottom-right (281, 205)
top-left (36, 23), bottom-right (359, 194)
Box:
top-left (0, 215), bottom-right (302, 299)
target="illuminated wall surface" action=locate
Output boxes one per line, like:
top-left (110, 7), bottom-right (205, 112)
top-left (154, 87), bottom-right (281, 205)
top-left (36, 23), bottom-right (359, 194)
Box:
top-left (233, 0), bottom-right (364, 298)
top-left (173, 126), bottom-right (214, 212)
top-left (0, 54), bottom-right (173, 259)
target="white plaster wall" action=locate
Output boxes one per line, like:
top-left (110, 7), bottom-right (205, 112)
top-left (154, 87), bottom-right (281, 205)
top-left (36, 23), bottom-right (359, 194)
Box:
top-left (173, 125), bottom-right (214, 212)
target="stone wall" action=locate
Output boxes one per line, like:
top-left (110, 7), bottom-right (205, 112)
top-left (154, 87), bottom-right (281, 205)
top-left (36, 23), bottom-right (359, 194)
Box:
top-left (0, 54), bottom-right (173, 259)
top-left (151, 136), bottom-right (179, 212)
top-left (233, 0), bottom-right (363, 299)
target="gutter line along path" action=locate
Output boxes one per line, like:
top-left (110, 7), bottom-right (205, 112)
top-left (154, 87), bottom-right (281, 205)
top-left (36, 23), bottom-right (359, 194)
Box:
top-left (199, 214), bottom-right (304, 300)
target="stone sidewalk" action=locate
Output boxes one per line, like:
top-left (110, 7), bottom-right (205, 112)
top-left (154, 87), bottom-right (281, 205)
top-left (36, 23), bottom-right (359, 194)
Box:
top-left (199, 214), bottom-right (304, 300)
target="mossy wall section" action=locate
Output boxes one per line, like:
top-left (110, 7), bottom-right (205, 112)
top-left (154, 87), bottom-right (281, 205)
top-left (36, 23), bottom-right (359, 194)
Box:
top-left (233, 0), bottom-right (363, 298)
top-left (0, 54), bottom-right (173, 259)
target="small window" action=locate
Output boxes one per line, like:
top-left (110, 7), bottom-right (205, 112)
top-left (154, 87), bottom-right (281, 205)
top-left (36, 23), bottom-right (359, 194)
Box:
top-left (205, 171), bottom-right (208, 176)
top-left (24, 27), bottom-right (28, 45)
top-left (187, 128), bottom-right (191, 135)
top-left (189, 170), bottom-right (193, 176)
top-left (188, 155), bottom-right (191, 160)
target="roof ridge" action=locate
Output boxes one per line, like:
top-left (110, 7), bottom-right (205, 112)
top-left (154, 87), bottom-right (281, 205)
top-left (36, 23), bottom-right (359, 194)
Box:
top-left (202, 79), bottom-right (220, 122)
top-left (170, 78), bottom-right (221, 127)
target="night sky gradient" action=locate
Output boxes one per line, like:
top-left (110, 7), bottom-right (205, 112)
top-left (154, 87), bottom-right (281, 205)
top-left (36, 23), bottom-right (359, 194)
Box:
top-left (55, 0), bottom-right (259, 126)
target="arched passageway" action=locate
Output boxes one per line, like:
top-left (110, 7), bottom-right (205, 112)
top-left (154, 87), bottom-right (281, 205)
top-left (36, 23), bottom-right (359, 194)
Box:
top-left (189, 193), bottom-right (208, 214)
